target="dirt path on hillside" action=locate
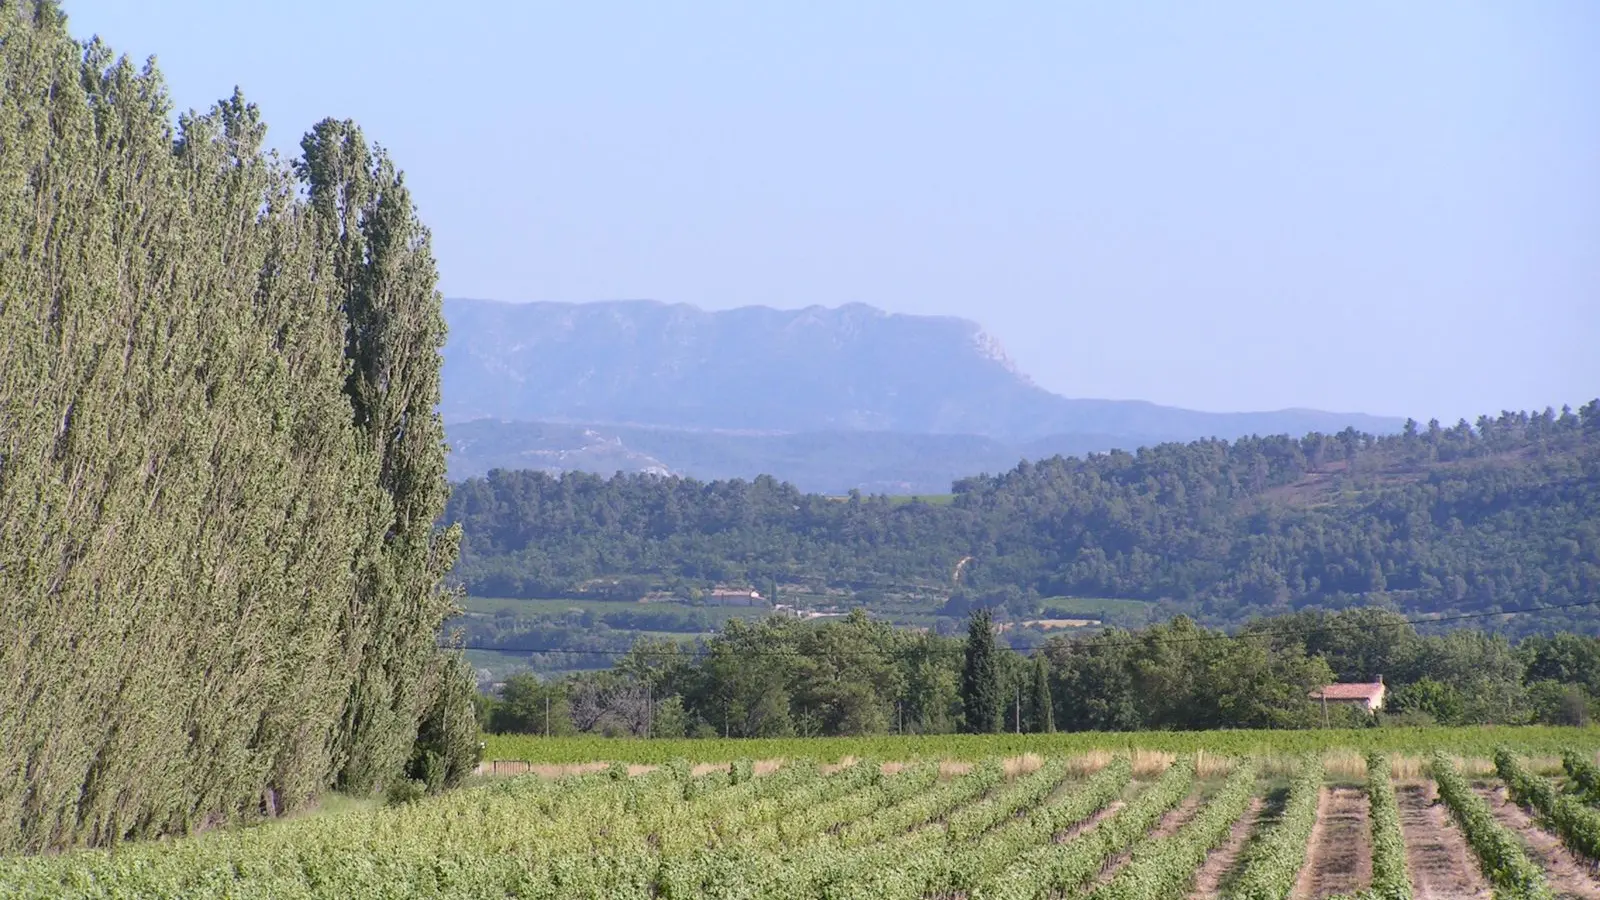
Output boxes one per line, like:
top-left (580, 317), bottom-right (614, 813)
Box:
top-left (1476, 785), bottom-right (1600, 899)
top-left (1187, 796), bottom-right (1264, 899)
top-left (1292, 787), bottom-right (1372, 899)
top-left (1397, 782), bottom-right (1491, 900)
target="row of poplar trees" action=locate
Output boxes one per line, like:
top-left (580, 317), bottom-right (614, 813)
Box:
top-left (0, 2), bottom-right (476, 852)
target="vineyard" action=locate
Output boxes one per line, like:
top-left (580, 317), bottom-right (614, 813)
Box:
top-left (484, 727), bottom-right (1600, 764)
top-left (9, 745), bottom-right (1600, 898)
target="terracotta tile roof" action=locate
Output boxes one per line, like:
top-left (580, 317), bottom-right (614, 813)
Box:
top-left (1309, 682), bottom-right (1386, 701)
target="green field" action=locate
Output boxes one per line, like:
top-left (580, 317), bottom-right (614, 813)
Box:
top-left (884, 493), bottom-right (957, 506)
top-left (1037, 596), bottom-right (1159, 624)
top-left (483, 725), bottom-right (1600, 764)
top-left (459, 595), bottom-right (769, 622)
top-left (9, 735), bottom-right (1600, 898)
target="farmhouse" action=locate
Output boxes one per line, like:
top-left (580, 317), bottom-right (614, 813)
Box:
top-left (706, 587), bottom-right (765, 607)
top-left (1308, 676), bottom-right (1386, 712)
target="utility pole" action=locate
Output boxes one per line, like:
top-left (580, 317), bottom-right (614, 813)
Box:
top-left (1015, 683), bottom-right (1021, 735)
top-left (646, 681), bottom-right (652, 738)
top-left (545, 693), bottom-right (551, 738)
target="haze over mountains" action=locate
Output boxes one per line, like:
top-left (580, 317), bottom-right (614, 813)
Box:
top-left (442, 298), bottom-right (1405, 492)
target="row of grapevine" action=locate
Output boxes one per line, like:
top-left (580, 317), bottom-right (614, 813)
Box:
top-left (944, 756), bottom-right (1074, 842)
top-left (0, 756), bottom-right (1170, 899)
top-left (834, 760), bottom-right (1004, 847)
top-left (1495, 748), bottom-right (1600, 862)
top-left (976, 755), bottom-right (1200, 899)
top-left (654, 760), bottom-right (825, 854)
top-left (0, 770), bottom-right (673, 899)
top-left (1432, 752), bottom-right (1553, 900)
top-left (748, 763), bottom-right (942, 848)
top-left (923, 757), bottom-right (1134, 896)
top-left (479, 769), bottom-right (665, 851)
top-left (1563, 749), bottom-right (1600, 802)
top-left (1363, 753), bottom-right (1412, 900)
top-left (1085, 760), bottom-right (1258, 900)
top-left (961, 759), bottom-right (1129, 859)
top-left (1229, 753), bottom-right (1323, 900)
top-left (653, 756), bottom-right (1086, 900)
top-left (654, 762), bottom-right (1001, 899)
top-left (715, 758), bottom-right (880, 836)
top-left (797, 759), bottom-right (1131, 900)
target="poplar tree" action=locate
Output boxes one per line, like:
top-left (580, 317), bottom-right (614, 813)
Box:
top-left (961, 608), bottom-right (1002, 733)
top-left (296, 117), bottom-right (463, 794)
top-left (0, 1), bottom-right (469, 851)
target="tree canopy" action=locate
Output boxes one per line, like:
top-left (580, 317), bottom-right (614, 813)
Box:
top-left (477, 607), bottom-right (1600, 740)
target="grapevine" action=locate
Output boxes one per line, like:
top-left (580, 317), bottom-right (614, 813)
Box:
top-left (1085, 759), bottom-right (1258, 900)
top-left (1496, 747), bottom-right (1600, 863)
top-left (1364, 752), bottom-right (1412, 900)
top-left (1229, 753), bottom-right (1322, 900)
top-left (975, 754), bottom-right (1198, 899)
top-left (1432, 751), bottom-right (1553, 900)
top-left (1563, 749), bottom-right (1600, 803)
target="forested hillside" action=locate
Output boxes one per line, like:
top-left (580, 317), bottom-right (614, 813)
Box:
top-left (447, 404), bottom-right (1600, 634)
top-left (0, 4), bottom-right (473, 852)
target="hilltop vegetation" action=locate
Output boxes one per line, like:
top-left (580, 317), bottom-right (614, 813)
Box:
top-left (447, 403), bottom-right (1600, 634)
top-left (0, 3), bottom-right (471, 852)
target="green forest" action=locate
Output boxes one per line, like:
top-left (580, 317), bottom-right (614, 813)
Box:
top-left (477, 607), bottom-right (1600, 740)
top-left (0, 3), bottom-right (475, 852)
top-left (447, 405), bottom-right (1600, 635)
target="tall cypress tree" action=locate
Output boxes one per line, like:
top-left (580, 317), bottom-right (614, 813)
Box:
top-left (961, 608), bottom-right (1001, 733)
top-left (1029, 653), bottom-right (1054, 733)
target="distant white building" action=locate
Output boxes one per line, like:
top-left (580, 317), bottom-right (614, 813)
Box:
top-left (1308, 676), bottom-right (1387, 713)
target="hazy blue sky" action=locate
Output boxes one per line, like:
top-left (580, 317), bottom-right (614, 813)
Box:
top-left (65, 2), bottom-right (1597, 420)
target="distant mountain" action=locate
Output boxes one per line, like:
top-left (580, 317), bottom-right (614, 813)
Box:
top-left (441, 299), bottom-right (1405, 441)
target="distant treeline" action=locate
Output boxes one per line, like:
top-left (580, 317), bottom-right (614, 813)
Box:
top-left (1, 6), bottom-right (473, 852)
top-left (448, 403), bottom-right (1599, 633)
top-left (479, 608), bottom-right (1600, 739)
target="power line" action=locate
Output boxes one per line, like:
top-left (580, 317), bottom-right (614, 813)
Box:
top-left (444, 597), bottom-right (1600, 660)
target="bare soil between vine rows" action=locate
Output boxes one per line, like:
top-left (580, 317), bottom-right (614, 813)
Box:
top-left (1187, 796), bottom-right (1264, 899)
top-left (1293, 786), bottom-right (1372, 900)
top-left (1397, 781), bottom-right (1491, 900)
